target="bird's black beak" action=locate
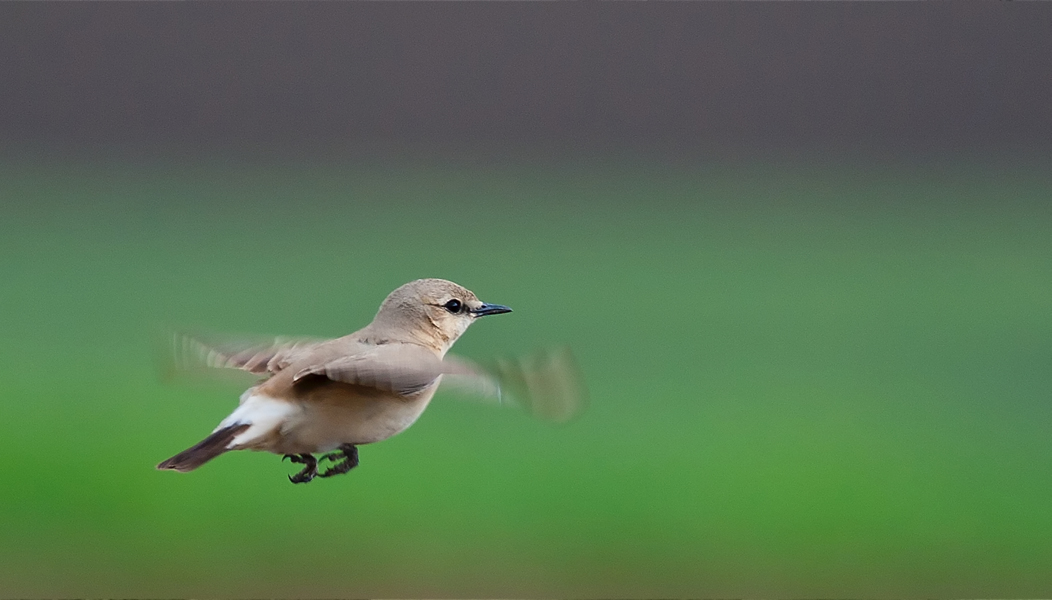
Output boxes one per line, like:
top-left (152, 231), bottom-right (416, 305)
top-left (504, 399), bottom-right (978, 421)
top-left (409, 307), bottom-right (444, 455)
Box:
top-left (471, 303), bottom-right (513, 317)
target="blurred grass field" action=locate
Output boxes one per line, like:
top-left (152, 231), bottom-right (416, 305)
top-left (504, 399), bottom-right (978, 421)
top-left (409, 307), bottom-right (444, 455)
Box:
top-left (1, 157), bottom-right (1051, 597)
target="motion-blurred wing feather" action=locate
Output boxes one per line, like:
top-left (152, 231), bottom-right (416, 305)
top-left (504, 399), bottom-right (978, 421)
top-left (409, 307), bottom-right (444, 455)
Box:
top-left (170, 332), bottom-right (322, 376)
top-left (441, 347), bottom-right (588, 424)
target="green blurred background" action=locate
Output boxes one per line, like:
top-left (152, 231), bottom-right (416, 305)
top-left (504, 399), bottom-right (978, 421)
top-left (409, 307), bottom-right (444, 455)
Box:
top-left (2, 3), bottom-right (1052, 598)
top-left (3, 159), bottom-right (1051, 597)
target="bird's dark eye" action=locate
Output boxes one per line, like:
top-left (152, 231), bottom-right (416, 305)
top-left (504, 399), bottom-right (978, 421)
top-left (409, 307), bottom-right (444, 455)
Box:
top-left (443, 299), bottom-right (463, 314)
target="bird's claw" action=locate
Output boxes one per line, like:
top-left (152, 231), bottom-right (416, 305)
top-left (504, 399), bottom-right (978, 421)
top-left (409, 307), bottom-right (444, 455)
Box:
top-left (284, 453), bottom-right (318, 484)
top-left (288, 471), bottom-right (315, 484)
top-left (318, 444), bottom-right (360, 478)
top-left (281, 448), bottom-right (353, 482)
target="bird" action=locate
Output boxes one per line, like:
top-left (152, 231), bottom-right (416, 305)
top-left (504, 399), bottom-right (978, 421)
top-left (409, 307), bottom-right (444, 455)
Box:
top-left (157, 278), bottom-right (585, 483)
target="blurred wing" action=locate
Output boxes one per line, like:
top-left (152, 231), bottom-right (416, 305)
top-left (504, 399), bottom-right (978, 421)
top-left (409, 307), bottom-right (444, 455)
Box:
top-left (441, 347), bottom-right (588, 424)
top-left (166, 331), bottom-right (324, 378)
top-left (292, 343), bottom-right (480, 397)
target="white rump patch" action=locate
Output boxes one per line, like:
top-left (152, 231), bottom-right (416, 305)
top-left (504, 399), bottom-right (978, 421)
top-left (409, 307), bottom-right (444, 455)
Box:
top-left (216, 393), bottom-right (298, 448)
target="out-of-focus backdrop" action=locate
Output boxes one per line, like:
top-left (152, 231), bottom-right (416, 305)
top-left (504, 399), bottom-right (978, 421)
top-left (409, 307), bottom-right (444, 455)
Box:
top-left (2, 4), bottom-right (1051, 598)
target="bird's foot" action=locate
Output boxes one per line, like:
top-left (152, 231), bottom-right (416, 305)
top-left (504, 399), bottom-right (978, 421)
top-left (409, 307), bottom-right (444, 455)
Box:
top-left (283, 453), bottom-right (318, 484)
top-left (318, 444), bottom-right (359, 478)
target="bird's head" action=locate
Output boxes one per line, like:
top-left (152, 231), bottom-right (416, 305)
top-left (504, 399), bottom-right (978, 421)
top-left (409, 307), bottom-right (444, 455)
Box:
top-left (369, 279), bottom-right (512, 354)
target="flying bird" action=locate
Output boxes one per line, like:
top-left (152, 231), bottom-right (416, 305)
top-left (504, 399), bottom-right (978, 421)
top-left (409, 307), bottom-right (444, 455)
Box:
top-left (157, 278), bottom-right (585, 483)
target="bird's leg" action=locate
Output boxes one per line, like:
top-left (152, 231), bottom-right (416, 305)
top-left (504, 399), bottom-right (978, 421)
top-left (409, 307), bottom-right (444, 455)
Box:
top-left (283, 453), bottom-right (318, 484)
top-left (318, 444), bottom-right (359, 478)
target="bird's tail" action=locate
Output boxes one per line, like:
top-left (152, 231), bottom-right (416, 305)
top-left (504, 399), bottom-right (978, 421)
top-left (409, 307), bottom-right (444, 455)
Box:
top-left (157, 423), bottom-right (251, 472)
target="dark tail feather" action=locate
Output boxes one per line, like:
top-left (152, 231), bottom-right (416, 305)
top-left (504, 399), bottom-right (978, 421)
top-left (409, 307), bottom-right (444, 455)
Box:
top-left (157, 423), bottom-right (251, 472)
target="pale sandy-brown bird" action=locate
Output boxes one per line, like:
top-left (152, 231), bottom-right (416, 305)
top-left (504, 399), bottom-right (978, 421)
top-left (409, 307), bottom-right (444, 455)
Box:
top-left (157, 278), bottom-right (585, 483)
